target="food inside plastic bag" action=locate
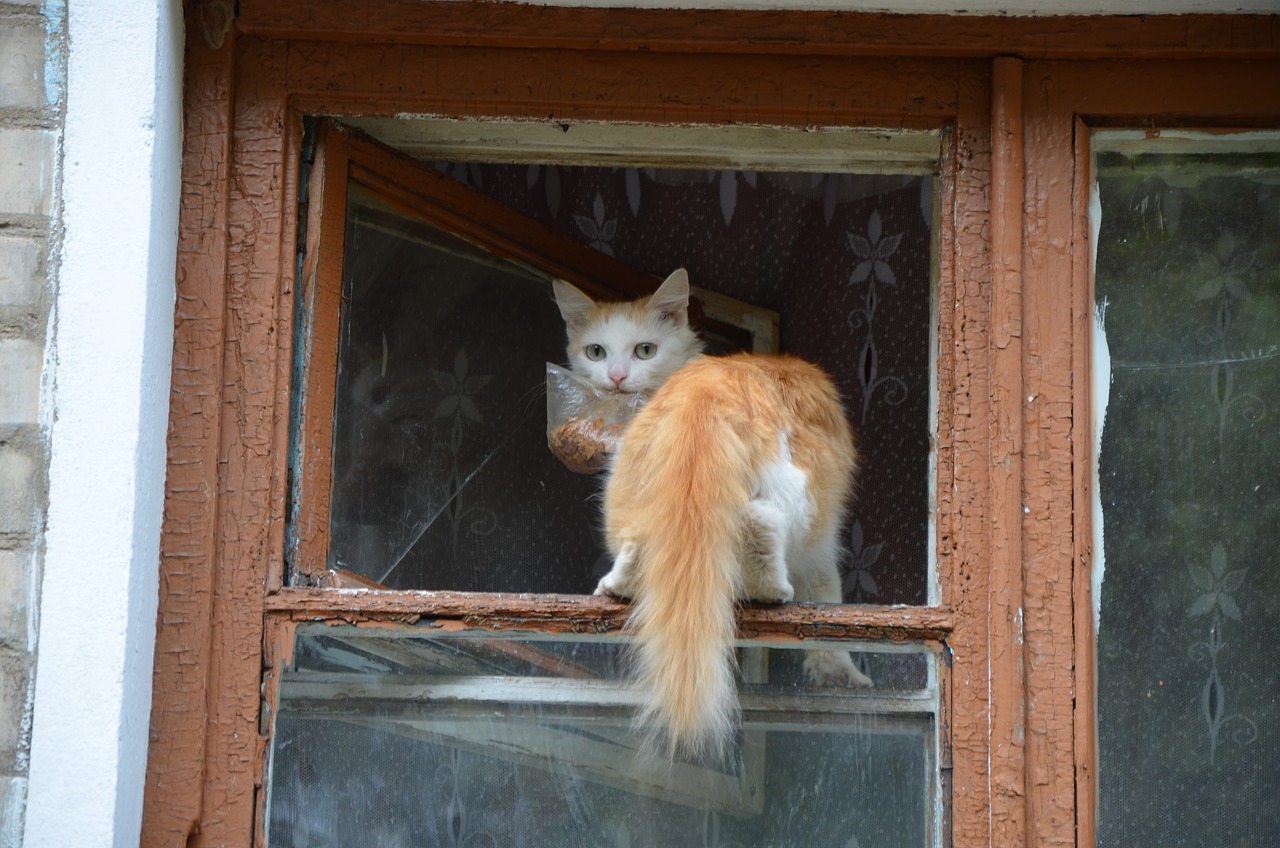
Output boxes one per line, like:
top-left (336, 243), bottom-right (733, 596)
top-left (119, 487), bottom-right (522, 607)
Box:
top-left (546, 363), bottom-right (645, 474)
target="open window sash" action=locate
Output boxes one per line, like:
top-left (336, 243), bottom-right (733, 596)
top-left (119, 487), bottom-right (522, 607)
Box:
top-left (291, 119), bottom-right (779, 588)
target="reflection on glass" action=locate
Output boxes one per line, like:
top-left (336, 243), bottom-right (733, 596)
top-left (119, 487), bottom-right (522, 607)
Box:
top-left (1093, 134), bottom-right (1280, 845)
top-left (266, 627), bottom-right (938, 847)
top-left (326, 186), bottom-right (604, 592)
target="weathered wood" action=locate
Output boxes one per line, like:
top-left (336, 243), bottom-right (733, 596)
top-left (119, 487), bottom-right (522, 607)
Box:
top-left (285, 44), bottom-right (966, 129)
top-left (989, 55), bottom-right (1028, 848)
top-left (141, 10), bottom-right (236, 846)
top-left (143, 35), bottom-right (297, 848)
top-left (940, 63), bottom-right (995, 848)
top-left (1022, 67), bottom-right (1081, 848)
top-left (236, 1), bottom-right (1280, 60)
top-left (1070, 112), bottom-right (1100, 848)
top-left (265, 588), bottom-right (957, 642)
top-left (289, 122), bottom-right (350, 584)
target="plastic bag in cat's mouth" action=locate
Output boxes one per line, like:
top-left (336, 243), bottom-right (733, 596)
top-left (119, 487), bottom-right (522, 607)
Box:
top-left (546, 363), bottom-right (646, 474)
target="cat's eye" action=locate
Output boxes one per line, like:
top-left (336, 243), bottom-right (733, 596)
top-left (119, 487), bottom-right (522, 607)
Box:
top-left (585, 343), bottom-right (606, 361)
top-left (634, 342), bottom-right (657, 360)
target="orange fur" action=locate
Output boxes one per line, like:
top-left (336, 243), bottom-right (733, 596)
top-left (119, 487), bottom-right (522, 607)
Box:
top-left (603, 353), bottom-right (860, 759)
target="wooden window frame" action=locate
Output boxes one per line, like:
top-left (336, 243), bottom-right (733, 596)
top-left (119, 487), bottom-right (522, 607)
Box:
top-left (144, 2), bottom-right (1280, 846)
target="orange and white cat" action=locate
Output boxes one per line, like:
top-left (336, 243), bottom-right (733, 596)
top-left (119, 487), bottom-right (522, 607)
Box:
top-left (553, 268), bottom-right (872, 760)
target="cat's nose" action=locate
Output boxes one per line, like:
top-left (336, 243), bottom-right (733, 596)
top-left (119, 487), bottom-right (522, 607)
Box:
top-left (608, 368), bottom-right (627, 388)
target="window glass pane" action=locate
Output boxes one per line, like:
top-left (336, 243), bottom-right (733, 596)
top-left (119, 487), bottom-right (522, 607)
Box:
top-left (1093, 133), bottom-right (1280, 845)
top-left (311, 159), bottom-right (937, 603)
top-left (326, 186), bottom-right (604, 591)
top-left (266, 627), bottom-right (940, 847)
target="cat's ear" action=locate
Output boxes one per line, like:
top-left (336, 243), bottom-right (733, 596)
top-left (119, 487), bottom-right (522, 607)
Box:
top-left (649, 268), bottom-right (691, 328)
top-left (553, 280), bottom-right (597, 331)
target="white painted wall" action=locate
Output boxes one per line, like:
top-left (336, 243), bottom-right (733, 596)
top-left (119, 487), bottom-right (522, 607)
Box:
top-left (22, 0), bottom-right (183, 846)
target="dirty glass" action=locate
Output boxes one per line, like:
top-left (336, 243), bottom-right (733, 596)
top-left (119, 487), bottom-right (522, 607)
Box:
top-left (321, 185), bottom-right (604, 592)
top-left (308, 162), bottom-right (937, 602)
top-left (265, 626), bottom-right (939, 847)
top-left (1093, 133), bottom-right (1280, 845)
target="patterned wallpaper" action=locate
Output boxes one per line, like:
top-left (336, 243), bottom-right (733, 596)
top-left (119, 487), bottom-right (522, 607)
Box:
top-left (326, 164), bottom-right (935, 604)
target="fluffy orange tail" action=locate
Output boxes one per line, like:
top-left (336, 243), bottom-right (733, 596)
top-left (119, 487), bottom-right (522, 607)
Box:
top-left (605, 367), bottom-right (763, 760)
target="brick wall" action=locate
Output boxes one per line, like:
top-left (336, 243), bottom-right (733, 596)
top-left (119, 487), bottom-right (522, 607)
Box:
top-left (0, 0), bottom-right (61, 842)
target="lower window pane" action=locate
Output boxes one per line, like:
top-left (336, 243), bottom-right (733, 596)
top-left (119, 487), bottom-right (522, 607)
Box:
top-left (266, 627), bottom-right (939, 847)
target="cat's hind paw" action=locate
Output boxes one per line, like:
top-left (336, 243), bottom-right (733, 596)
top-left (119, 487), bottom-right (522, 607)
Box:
top-left (803, 650), bottom-right (874, 688)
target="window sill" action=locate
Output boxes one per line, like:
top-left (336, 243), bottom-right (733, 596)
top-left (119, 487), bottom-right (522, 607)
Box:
top-left (264, 585), bottom-right (954, 641)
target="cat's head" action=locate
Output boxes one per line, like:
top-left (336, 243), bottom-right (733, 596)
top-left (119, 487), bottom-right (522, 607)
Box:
top-left (553, 268), bottom-right (703, 398)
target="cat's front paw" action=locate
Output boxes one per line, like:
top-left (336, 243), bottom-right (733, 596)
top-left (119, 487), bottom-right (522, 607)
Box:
top-left (803, 650), bottom-right (874, 688)
top-left (593, 574), bottom-right (631, 599)
top-left (595, 543), bottom-right (637, 598)
top-left (748, 582), bottom-right (794, 605)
